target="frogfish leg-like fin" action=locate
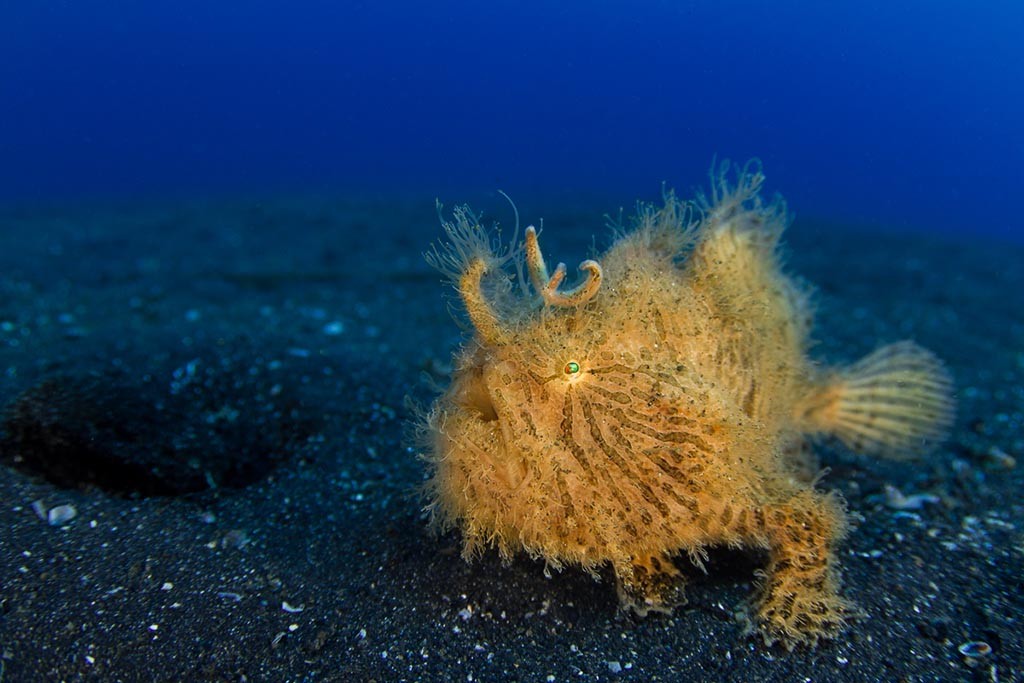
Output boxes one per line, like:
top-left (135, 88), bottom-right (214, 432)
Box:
top-left (614, 554), bottom-right (688, 617)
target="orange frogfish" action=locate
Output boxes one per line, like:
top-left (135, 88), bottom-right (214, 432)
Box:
top-left (419, 161), bottom-right (954, 647)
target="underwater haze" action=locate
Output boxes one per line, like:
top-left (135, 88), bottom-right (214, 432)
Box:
top-left (2, 0), bottom-right (1023, 240)
top-left (2, 2), bottom-right (1024, 682)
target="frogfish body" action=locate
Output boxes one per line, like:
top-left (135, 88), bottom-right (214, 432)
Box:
top-left (420, 161), bottom-right (953, 647)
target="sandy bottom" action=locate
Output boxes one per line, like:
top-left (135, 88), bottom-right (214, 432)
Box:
top-left (0, 194), bottom-right (1020, 681)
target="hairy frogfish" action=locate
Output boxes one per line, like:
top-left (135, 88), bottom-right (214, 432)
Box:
top-left (419, 161), bottom-right (954, 647)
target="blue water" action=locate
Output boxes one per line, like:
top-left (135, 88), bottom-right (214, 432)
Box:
top-left (2, 1), bottom-right (1022, 240)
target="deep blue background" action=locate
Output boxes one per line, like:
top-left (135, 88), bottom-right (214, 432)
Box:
top-left (2, 1), bottom-right (1022, 239)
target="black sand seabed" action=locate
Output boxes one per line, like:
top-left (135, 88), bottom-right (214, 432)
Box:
top-left (0, 194), bottom-right (1020, 682)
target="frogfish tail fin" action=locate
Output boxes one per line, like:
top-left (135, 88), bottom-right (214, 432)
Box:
top-left (795, 342), bottom-right (954, 458)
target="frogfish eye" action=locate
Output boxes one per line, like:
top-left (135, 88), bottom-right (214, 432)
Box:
top-left (564, 361), bottom-right (581, 375)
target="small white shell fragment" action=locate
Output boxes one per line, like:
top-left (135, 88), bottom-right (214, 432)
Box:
top-left (958, 640), bottom-right (992, 658)
top-left (884, 484), bottom-right (939, 510)
top-left (48, 504), bottom-right (77, 525)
